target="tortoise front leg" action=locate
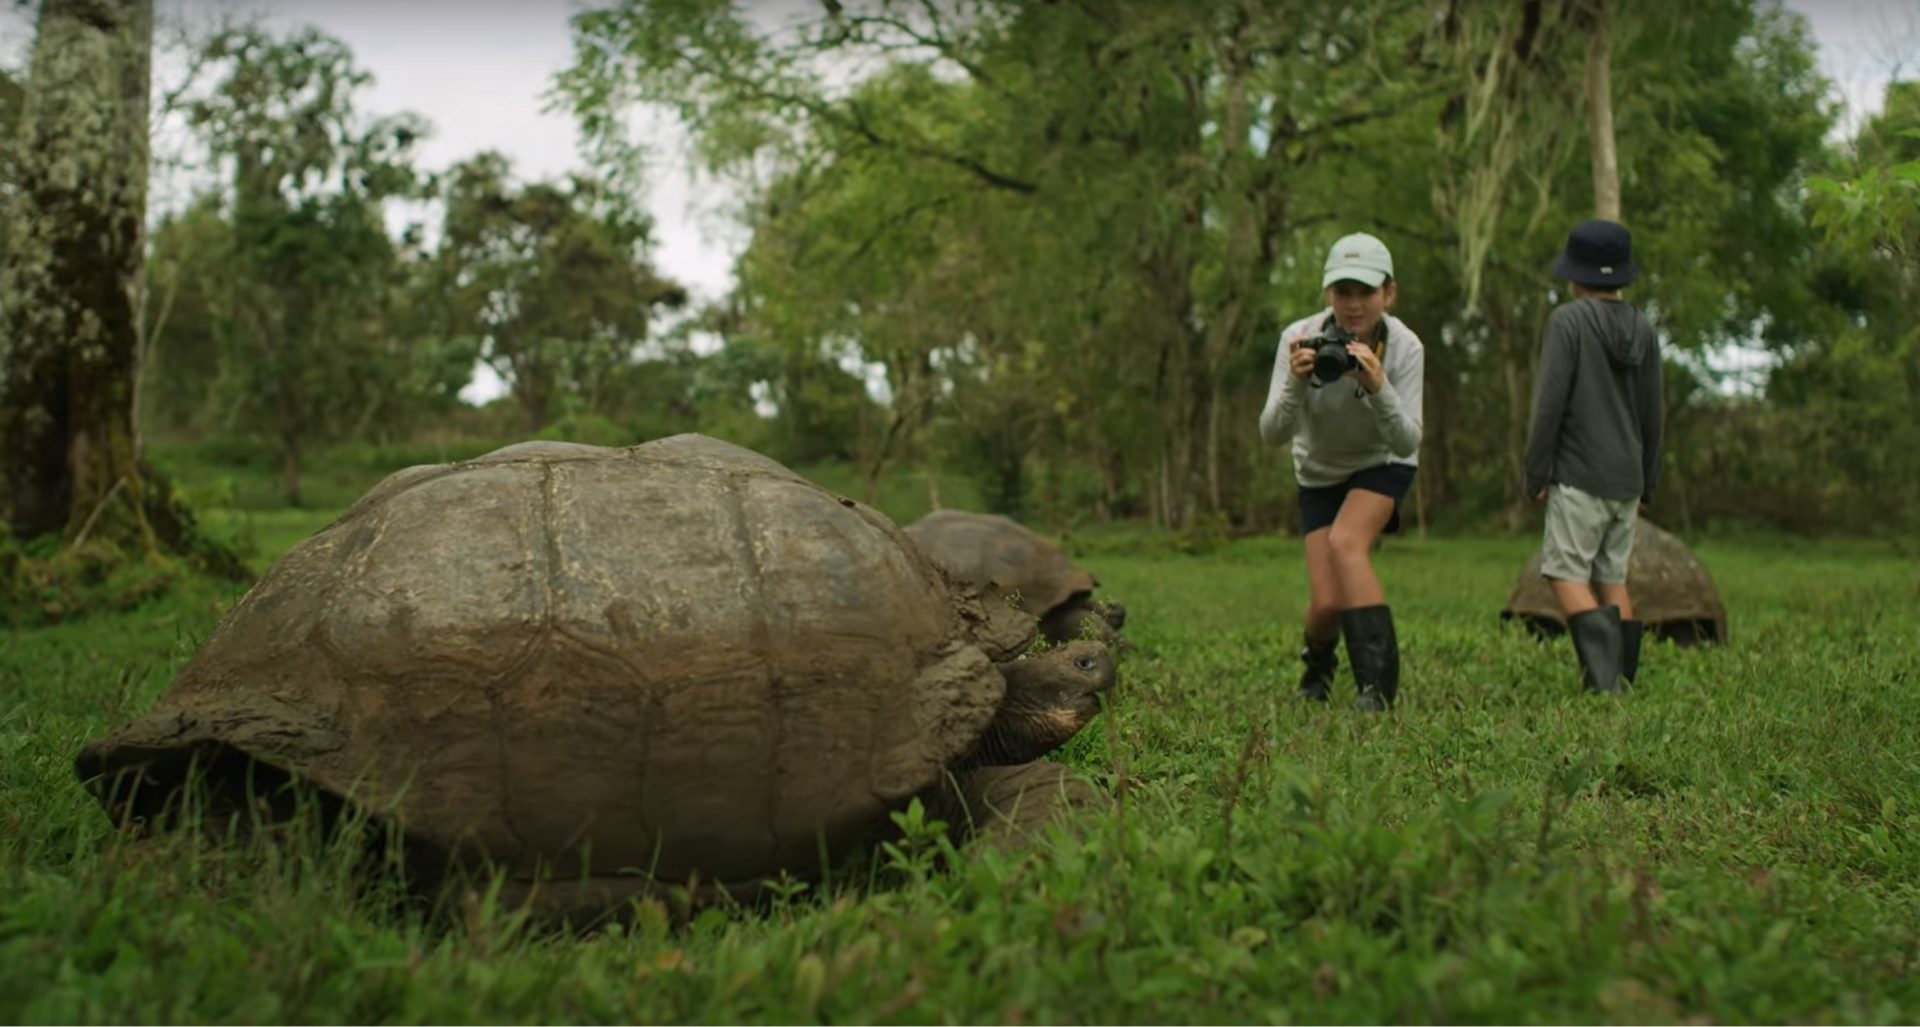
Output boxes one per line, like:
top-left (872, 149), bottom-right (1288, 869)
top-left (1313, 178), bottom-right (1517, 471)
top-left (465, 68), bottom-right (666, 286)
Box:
top-left (923, 761), bottom-right (1107, 850)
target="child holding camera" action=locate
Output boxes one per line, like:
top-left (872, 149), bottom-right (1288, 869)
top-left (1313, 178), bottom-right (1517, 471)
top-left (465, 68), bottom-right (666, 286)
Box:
top-left (1523, 219), bottom-right (1664, 694)
top-left (1259, 233), bottom-right (1425, 711)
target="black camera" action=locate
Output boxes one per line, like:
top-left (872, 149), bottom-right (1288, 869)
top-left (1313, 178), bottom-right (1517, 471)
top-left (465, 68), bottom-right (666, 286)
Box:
top-left (1309, 324), bottom-right (1359, 384)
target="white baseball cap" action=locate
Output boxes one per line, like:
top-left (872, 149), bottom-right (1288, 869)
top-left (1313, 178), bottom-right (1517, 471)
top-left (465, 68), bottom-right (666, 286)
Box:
top-left (1321, 232), bottom-right (1394, 289)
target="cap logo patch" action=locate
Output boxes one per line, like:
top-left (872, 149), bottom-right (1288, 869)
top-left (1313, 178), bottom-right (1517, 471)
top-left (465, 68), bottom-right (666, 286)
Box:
top-left (1600, 266), bottom-right (1613, 274)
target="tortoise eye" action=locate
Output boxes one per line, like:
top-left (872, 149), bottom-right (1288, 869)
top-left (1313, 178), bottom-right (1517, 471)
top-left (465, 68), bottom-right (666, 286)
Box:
top-left (1074, 655), bottom-right (1098, 672)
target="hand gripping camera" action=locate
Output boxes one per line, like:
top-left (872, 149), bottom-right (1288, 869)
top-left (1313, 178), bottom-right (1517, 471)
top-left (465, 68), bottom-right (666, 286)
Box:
top-left (1308, 323), bottom-right (1361, 385)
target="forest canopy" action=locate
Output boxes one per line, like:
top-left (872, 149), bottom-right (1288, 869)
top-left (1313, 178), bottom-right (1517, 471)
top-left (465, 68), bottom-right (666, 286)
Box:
top-left (2, 0), bottom-right (1916, 549)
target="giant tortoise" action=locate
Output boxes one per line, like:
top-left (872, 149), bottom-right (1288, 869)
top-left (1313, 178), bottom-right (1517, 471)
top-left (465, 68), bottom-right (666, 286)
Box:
top-left (905, 510), bottom-right (1126, 647)
top-left (1501, 519), bottom-right (1728, 645)
top-left (75, 435), bottom-right (1115, 917)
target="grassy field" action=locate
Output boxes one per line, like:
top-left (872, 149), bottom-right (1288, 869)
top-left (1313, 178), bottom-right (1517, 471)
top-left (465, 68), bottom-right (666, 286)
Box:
top-left (3, 458), bottom-right (1918, 1022)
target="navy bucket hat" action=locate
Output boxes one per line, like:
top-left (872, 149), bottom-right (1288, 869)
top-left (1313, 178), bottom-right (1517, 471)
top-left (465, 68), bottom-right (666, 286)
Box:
top-left (1551, 219), bottom-right (1638, 288)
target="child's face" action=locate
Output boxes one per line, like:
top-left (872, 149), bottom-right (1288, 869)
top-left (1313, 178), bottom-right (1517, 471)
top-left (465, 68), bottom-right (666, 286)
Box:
top-left (1324, 280), bottom-right (1397, 336)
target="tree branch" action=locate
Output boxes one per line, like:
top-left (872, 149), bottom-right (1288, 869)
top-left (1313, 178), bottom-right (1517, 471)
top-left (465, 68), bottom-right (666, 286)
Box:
top-left (835, 195), bottom-right (955, 270)
top-left (834, 6), bottom-right (1007, 97)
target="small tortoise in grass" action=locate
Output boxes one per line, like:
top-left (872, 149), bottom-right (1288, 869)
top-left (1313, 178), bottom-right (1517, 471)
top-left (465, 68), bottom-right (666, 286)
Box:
top-left (1501, 519), bottom-right (1728, 645)
top-left (75, 435), bottom-right (1115, 919)
top-left (905, 510), bottom-right (1127, 647)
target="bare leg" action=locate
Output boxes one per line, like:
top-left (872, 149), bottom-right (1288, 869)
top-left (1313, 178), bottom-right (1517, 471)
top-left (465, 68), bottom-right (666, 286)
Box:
top-left (1326, 490), bottom-right (1395, 609)
top-left (1301, 529), bottom-right (1342, 642)
top-left (1595, 582), bottom-right (1633, 620)
top-left (1550, 579), bottom-right (1600, 616)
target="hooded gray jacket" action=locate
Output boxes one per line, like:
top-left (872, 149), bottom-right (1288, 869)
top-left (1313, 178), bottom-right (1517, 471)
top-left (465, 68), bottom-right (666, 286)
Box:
top-left (1523, 297), bottom-right (1664, 504)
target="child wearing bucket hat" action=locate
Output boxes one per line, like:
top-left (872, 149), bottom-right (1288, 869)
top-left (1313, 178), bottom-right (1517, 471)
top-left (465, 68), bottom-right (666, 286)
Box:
top-left (1523, 219), bottom-right (1665, 694)
top-left (1259, 232), bottom-right (1425, 712)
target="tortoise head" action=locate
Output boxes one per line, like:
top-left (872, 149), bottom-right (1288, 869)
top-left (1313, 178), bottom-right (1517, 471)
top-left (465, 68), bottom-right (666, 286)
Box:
top-left (966, 641), bottom-right (1116, 766)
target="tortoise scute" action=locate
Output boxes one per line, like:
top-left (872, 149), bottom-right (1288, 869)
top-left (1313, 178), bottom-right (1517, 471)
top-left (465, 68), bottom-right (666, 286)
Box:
top-left (334, 462), bottom-right (455, 527)
top-left (629, 432), bottom-right (802, 479)
top-left (327, 463), bottom-right (549, 677)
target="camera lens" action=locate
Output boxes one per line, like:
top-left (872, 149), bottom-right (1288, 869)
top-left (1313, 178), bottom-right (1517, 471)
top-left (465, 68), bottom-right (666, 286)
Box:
top-left (1312, 343), bottom-right (1349, 384)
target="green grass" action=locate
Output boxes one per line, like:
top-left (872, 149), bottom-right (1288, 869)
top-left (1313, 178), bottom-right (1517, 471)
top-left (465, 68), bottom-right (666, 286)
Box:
top-left (3, 507), bottom-right (1918, 1022)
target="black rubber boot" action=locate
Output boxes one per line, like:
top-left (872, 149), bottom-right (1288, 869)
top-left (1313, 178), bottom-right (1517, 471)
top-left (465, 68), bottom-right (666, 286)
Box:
top-left (1340, 605), bottom-right (1399, 712)
top-left (1621, 619), bottom-right (1644, 685)
top-left (1568, 606), bottom-right (1626, 694)
top-left (1298, 635), bottom-right (1338, 703)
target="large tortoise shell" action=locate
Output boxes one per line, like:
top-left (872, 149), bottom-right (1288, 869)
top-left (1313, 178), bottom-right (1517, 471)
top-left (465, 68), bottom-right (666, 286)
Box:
top-left (77, 435), bottom-right (1008, 891)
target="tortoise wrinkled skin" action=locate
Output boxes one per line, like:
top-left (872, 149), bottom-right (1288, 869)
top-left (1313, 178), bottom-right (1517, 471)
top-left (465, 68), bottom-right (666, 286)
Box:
top-left (1501, 519), bottom-right (1729, 645)
top-left (964, 641), bottom-right (1115, 767)
top-left (75, 436), bottom-right (1112, 912)
top-left (905, 510), bottom-right (1126, 646)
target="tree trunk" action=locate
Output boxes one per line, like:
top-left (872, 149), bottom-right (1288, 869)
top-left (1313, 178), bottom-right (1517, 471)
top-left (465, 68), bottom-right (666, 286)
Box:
top-left (1199, 2), bottom-right (1256, 524)
top-left (280, 430), bottom-right (303, 508)
top-left (1501, 342), bottom-right (1531, 530)
top-left (1583, 0), bottom-right (1621, 220)
top-left (1, 0), bottom-right (156, 545)
top-left (1495, 297), bottom-right (1539, 532)
top-left (519, 376), bottom-right (547, 435)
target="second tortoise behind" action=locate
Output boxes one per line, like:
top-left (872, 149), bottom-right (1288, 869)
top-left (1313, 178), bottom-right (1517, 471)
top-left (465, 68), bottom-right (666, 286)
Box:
top-left (905, 510), bottom-right (1127, 647)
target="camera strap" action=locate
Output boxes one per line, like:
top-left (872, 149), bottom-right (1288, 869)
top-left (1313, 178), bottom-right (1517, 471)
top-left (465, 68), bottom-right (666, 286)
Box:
top-left (1319, 313), bottom-right (1389, 356)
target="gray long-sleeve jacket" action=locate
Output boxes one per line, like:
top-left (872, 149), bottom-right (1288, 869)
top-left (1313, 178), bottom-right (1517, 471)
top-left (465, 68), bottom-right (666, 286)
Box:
top-left (1522, 297), bottom-right (1664, 504)
top-left (1259, 310), bottom-right (1424, 486)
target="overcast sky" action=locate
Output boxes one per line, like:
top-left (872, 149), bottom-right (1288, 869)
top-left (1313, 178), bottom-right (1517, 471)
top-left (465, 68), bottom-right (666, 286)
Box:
top-left (3, 0), bottom-right (1913, 400)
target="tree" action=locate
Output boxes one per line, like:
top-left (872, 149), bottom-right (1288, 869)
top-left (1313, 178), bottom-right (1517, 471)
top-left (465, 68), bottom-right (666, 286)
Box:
top-left (2, 0), bottom-right (160, 544)
top-left (173, 24), bottom-right (432, 503)
top-left (562, 0), bottom-right (1445, 528)
top-left (429, 152), bottom-right (687, 434)
top-left (1425, 0), bottom-right (1834, 527)
top-left (138, 195), bottom-right (237, 437)
top-left (557, 0), bottom-right (1854, 535)
top-left (1782, 79), bottom-right (1920, 533)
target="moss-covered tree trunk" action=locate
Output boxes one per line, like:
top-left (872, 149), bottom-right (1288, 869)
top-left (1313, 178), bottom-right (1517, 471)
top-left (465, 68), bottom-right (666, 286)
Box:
top-left (0, 0), bottom-right (241, 592)
top-left (1, 0), bottom-right (155, 545)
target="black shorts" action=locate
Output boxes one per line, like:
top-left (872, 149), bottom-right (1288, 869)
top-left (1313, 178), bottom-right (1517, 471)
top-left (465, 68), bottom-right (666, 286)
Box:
top-left (1298, 462), bottom-right (1417, 535)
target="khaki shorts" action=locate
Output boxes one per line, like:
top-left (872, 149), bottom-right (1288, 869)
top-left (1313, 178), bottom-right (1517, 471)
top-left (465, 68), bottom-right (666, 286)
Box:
top-left (1541, 483), bottom-right (1637, 584)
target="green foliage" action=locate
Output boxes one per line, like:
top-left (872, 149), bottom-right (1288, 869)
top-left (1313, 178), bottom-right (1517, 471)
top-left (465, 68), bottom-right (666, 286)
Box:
top-left (6, 0), bottom-right (1903, 627)
top-left (555, 0), bottom-right (1867, 535)
top-left (4, 521), bottom-right (1918, 1021)
top-left (140, 23), bottom-right (456, 505)
top-left (1760, 81), bottom-right (1920, 537)
top-left (534, 411), bottom-right (633, 448)
top-left (1617, 2), bottom-right (1838, 350)
top-left (426, 152), bottom-right (687, 434)
top-left (0, 534), bottom-right (180, 627)
top-left (1805, 85), bottom-right (1919, 276)
top-left (564, 1), bottom-right (1476, 529)
top-left (144, 436), bottom-right (511, 516)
